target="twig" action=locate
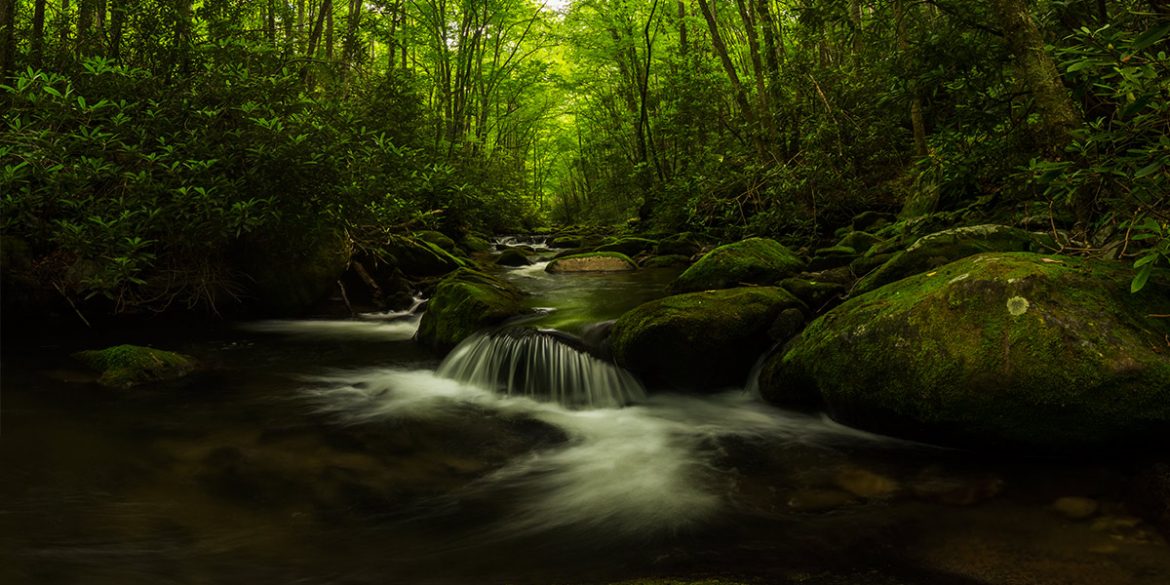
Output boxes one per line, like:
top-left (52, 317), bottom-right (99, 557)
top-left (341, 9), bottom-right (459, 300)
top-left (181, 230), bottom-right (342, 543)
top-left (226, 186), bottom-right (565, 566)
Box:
top-left (53, 283), bottom-right (92, 328)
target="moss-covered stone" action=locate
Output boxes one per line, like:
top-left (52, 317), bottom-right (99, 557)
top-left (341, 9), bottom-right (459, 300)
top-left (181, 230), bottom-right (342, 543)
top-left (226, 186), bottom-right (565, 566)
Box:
top-left (414, 230), bottom-right (458, 252)
top-left (671, 238), bottom-right (806, 294)
top-left (461, 234), bottom-right (492, 253)
top-left (642, 254), bottom-right (693, 268)
top-left (835, 231), bottom-right (883, 254)
top-left (496, 249), bottom-right (534, 267)
top-left (596, 237), bottom-right (658, 257)
top-left (759, 252), bottom-right (1170, 451)
top-left (416, 269), bottom-right (526, 352)
top-left (73, 344), bottom-right (198, 388)
top-left (611, 287), bottom-right (806, 391)
top-left (546, 252), bottom-right (637, 273)
top-left (550, 235), bottom-right (584, 248)
top-left (853, 224), bottom-right (1051, 295)
top-left (852, 210), bottom-right (896, 232)
top-left (385, 235), bottom-right (469, 277)
top-left (808, 246), bottom-right (857, 271)
top-left (779, 277), bottom-right (847, 310)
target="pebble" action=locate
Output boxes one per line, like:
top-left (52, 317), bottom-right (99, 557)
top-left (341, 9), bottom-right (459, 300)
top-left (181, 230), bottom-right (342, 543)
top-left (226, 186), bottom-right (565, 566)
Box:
top-left (1051, 496), bottom-right (1099, 520)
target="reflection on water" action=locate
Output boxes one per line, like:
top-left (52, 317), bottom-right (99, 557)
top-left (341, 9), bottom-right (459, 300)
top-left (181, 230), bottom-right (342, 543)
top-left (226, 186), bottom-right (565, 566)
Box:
top-left (2, 266), bottom-right (1169, 585)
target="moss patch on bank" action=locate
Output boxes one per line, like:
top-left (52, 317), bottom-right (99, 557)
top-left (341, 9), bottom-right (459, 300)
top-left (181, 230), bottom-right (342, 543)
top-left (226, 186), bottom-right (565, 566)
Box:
top-left (73, 344), bottom-right (199, 388)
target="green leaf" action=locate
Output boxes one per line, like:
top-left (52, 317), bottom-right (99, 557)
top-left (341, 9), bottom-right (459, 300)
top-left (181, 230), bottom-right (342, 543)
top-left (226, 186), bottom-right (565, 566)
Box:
top-left (1134, 162), bottom-right (1164, 178)
top-left (1131, 263), bottom-right (1153, 293)
top-left (1134, 254), bottom-right (1158, 268)
top-left (1130, 22), bottom-right (1170, 55)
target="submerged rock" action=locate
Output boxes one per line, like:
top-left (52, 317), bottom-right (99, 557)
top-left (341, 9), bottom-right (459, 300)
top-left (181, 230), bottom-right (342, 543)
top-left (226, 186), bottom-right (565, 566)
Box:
top-left (73, 344), bottom-right (199, 388)
top-left (759, 252), bottom-right (1170, 451)
top-left (416, 269), bottom-right (526, 352)
top-left (611, 287), bottom-right (805, 391)
top-left (853, 224), bottom-right (1050, 295)
top-left (671, 238), bottom-right (806, 294)
top-left (546, 252), bottom-right (637, 273)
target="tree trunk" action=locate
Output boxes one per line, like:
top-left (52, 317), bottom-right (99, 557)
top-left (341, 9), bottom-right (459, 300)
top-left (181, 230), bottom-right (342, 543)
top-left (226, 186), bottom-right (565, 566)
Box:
top-left (896, 0), bottom-right (928, 158)
top-left (109, 0), bottom-right (124, 61)
top-left (735, 0), bottom-right (774, 141)
top-left (695, 0), bottom-right (759, 147)
top-left (32, 0), bottom-right (46, 67)
top-left (0, 0), bottom-right (14, 80)
top-left (989, 0), bottom-right (1080, 151)
top-left (306, 0), bottom-right (332, 58)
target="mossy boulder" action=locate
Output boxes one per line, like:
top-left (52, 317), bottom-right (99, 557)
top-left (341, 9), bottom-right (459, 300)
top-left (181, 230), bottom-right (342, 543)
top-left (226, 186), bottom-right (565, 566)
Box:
top-left (73, 344), bottom-right (199, 388)
top-left (836, 231), bottom-right (883, 254)
top-left (460, 234), bottom-right (492, 253)
top-left (385, 235), bottom-right (469, 277)
top-left (416, 269), bottom-right (526, 352)
top-left (759, 252), bottom-right (1170, 451)
top-left (496, 249), bottom-right (534, 267)
top-left (611, 287), bottom-right (806, 391)
top-left (414, 230), bottom-right (458, 252)
top-left (642, 254), bottom-right (693, 268)
top-left (596, 237), bottom-right (658, 257)
top-left (550, 235), bottom-right (584, 249)
top-left (546, 252), bottom-right (637, 273)
top-left (671, 238), bottom-right (805, 294)
top-left (808, 246), bottom-right (857, 271)
top-left (854, 224), bottom-right (1049, 295)
top-left (779, 277), bottom-right (847, 310)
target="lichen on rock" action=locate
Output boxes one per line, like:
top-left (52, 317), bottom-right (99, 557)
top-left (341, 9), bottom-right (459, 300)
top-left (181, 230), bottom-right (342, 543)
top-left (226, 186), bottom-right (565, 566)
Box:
top-left (73, 344), bottom-right (199, 388)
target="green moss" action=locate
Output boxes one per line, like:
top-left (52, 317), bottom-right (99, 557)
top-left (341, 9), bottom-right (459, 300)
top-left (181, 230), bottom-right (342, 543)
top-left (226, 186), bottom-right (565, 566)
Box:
top-left (835, 231), bottom-right (883, 254)
top-left (551, 235), bottom-right (584, 248)
top-left (642, 254), bottom-right (693, 268)
top-left (760, 252), bottom-right (1170, 451)
top-left (387, 235), bottom-right (469, 277)
top-left (611, 287), bottom-right (806, 391)
top-left (596, 237), bottom-right (658, 256)
top-left (73, 344), bottom-right (198, 388)
top-left (779, 277), bottom-right (846, 309)
top-left (461, 234), bottom-right (492, 253)
top-left (414, 230), bottom-right (458, 251)
top-left (671, 238), bottom-right (806, 294)
top-left (416, 269), bottom-right (525, 352)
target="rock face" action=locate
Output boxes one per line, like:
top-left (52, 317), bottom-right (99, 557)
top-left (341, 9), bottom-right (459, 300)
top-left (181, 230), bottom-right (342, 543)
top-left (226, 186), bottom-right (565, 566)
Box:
top-left (416, 269), bottom-right (526, 352)
top-left (759, 252), bottom-right (1170, 451)
top-left (546, 252), bottom-right (637, 273)
top-left (73, 344), bottom-right (199, 388)
top-left (671, 238), bottom-right (805, 294)
top-left (854, 224), bottom-right (1050, 294)
top-left (611, 287), bottom-right (806, 391)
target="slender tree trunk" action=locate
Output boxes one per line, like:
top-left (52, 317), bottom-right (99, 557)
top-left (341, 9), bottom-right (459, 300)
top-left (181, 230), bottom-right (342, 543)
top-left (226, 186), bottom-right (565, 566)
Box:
top-left (109, 0), bottom-right (124, 61)
top-left (896, 0), bottom-right (928, 158)
top-left (176, 0), bottom-right (192, 73)
top-left (78, 0), bottom-right (93, 56)
top-left (326, 0), bottom-right (333, 59)
top-left (849, 0), bottom-right (863, 57)
top-left (306, 0), bottom-right (332, 58)
top-left (32, 0), bottom-right (46, 67)
top-left (0, 0), bottom-right (14, 80)
top-left (696, 0), bottom-right (760, 149)
top-left (736, 0), bottom-right (774, 141)
top-left (677, 0), bottom-right (687, 56)
top-left (267, 0), bottom-right (277, 45)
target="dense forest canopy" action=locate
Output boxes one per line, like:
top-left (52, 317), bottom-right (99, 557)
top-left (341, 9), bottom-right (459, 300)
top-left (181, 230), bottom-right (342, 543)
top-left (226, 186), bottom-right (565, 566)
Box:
top-left (0, 0), bottom-right (1167, 315)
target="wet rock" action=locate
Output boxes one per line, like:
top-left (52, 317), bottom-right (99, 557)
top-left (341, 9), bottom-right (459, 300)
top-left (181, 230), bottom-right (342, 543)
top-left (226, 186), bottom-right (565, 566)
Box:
top-left (596, 237), bottom-right (658, 257)
top-left (910, 469), bottom-right (1004, 506)
top-left (496, 249), bottom-right (534, 267)
top-left (642, 254), bottom-right (693, 268)
top-left (834, 467), bottom-right (899, 500)
top-left (853, 224), bottom-right (1051, 295)
top-left (787, 489), bottom-right (858, 512)
top-left (546, 252), bottom-right (637, 273)
top-left (416, 269), bottom-right (526, 352)
top-left (779, 278), bottom-right (847, 311)
top-left (611, 287), bottom-right (806, 391)
top-left (760, 252), bottom-right (1170, 451)
top-left (73, 344), bottom-right (199, 388)
top-left (550, 235), bottom-right (583, 248)
top-left (461, 234), bottom-right (492, 253)
top-left (1051, 496), bottom-right (1099, 520)
top-left (768, 308), bottom-right (806, 343)
top-left (671, 238), bottom-right (806, 294)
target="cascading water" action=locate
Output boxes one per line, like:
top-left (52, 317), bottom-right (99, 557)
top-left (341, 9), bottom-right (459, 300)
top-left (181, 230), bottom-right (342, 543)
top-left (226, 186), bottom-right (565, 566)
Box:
top-left (437, 327), bottom-right (645, 408)
top-left (493, 234), bottom-right (552, 250)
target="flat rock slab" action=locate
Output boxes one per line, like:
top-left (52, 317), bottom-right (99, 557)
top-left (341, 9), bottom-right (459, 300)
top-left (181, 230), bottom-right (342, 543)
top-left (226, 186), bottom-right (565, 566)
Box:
top-left (546, 253), bottom-right (637, 273)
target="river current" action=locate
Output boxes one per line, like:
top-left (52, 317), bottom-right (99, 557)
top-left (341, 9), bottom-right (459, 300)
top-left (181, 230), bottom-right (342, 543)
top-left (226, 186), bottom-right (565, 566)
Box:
top-left (2, 254), bottom-right (1168, 584)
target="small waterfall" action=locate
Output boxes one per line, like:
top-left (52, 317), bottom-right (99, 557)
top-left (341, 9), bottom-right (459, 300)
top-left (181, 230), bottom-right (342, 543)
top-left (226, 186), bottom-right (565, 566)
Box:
top-left (493, 234), bottom-right (551, 250)
top-left (437, 328), bottom-right (645, 408)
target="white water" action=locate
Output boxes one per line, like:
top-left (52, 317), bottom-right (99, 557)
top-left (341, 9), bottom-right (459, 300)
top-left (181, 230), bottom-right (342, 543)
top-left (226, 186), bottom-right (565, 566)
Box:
top-left (508, 260), bottom-right (552, 279)
top-left (303, 367), bottom-right (898, 539)
top-left (241, 313), bottom-right (422, 341)
top-left (437, 329), bottom-right (645, 408)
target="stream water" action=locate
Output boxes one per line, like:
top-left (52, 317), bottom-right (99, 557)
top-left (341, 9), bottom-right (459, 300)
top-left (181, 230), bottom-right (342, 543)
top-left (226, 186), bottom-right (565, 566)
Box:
top-left (2, 252), bottom-right (1168, 584)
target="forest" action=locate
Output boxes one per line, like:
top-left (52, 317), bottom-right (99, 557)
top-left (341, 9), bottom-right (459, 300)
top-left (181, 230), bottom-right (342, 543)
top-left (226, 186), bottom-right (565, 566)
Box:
top-left (3, 2), bottom-right (1170, 584)
top-left (1, 0), bottom-right (1167, 320)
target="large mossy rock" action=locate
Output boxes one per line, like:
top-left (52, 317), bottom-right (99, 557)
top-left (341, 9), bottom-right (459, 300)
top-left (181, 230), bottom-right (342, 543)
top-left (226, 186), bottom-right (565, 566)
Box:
top-left (495, 248), bottom-right (534, 267)
top-left (414, 230), bottom-right (458, 252)
top-left (416, 269), bottom-right (526, 352)
top-left (546, 252), bottom-right (637, 273)
top-left (385, 235), bottom-right (469, 277)
top-left (73, 344), bottom-right (199, 388)
top-left (853, 224), bottom-right (1049, 295)
top-left (611, 287), bottom-right (806, 391)
top-left (759, 252), bottom-right (1170, 451)
top-left (596, 237), bottom-right (658, 257)
top-left (671, 238), bottom-right (806, 294)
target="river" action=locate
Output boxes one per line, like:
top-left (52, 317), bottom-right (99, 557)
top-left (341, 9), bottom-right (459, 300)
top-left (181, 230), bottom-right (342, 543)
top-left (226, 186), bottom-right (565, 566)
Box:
top-left (1, 249), bottom-right (1167, 584)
